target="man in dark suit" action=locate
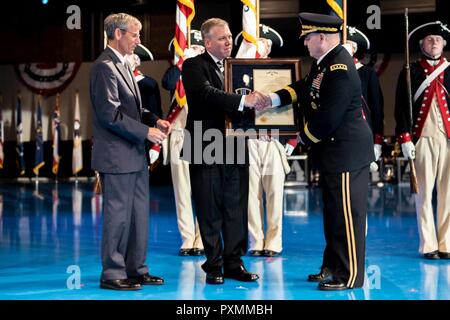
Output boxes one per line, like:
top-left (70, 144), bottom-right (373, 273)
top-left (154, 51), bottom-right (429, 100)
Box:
top-left (267, 13), bottom-right (374, 290)
top-left (90, 13), bottom-right (171, 291)
top-left (182, 18), bottom-right (268, 285)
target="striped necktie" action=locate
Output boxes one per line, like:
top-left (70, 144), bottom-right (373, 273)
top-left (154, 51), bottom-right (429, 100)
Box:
top-left (216, 60), bottom-right (224, 73)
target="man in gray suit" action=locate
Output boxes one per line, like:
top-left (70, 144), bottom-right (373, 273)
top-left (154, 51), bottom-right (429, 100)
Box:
top-left (90, 13), bottom-right (171, 291)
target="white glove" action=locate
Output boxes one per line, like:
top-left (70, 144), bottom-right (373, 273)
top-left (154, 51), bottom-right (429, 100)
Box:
top-left (401, 141), bottom-right (416, 160)
top-left (374, 144), bottom-right (382, 162)
top-left (370, 161), bottom-right (379, 172)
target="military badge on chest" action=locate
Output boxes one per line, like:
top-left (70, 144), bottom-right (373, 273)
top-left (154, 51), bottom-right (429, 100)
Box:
top-left (310, 71), bottom-right (323, 110)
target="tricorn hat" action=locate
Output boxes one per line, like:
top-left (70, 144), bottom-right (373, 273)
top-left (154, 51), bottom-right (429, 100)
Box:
top-left (408, 21), bottom-right (450, 43)
top-left (408, 21), bottom-right (450, 52)
top-left (298, 12), bottom-right (343, 38)
top-left (346, 26), bottom-right (370, 51)
top-left (134, 43), bottom-right (154, 61)
top-left (234, 24), bottom-right (284, 48)
top-left (168, 29), bottom-right (204, 52)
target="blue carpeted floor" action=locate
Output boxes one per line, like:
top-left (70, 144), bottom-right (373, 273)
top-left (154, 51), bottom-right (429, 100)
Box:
top-left (0, 181), bottom-right (448, 300)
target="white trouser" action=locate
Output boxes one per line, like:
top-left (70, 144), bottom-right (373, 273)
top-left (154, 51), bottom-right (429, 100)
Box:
top-left (247, 139), bottom-right (285, 252)
top-left (169, 129), bottom-right (203, 249)
top-left (414, 136), bottom-right (450, 254)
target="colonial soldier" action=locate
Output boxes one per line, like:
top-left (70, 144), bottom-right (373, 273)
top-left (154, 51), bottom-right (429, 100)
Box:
top-left (345, 26), bottom-right (384, 163)
top-left (161, 30), bottom-right (205, 256)
top-left (269, 12), bottom-right (374, 290)
top-left (395, 21), bottom-right (450, 260)
top-left (235, 24), bottom-right (289, 258)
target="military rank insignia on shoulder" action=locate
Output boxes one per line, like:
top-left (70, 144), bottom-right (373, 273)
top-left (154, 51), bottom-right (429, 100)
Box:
top-left (330, 64), bottom-right (347, 71)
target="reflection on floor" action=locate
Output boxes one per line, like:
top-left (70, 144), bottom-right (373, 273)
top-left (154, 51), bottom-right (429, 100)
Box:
top-left (0, 181), bottom-right (448, 300)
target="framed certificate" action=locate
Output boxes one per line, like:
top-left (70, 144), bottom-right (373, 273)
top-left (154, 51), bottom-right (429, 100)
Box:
top-left (224, 58), bottom-right (301, 137)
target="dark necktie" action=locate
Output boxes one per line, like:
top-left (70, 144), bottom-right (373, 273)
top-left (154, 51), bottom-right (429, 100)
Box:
top-left (216, 60), bottom-right (224, 74)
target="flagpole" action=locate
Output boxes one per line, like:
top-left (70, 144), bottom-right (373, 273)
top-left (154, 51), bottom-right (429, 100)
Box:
top-left (256, 0), bottom-right (260, 39)
top-left (35, 94), bottom-right (40, 188)
top-left (187, 20), bottom-right (191, 49)
top-left (74, 90), bottom-right (78, 185)
top-left (54, 93), bottom-right (60, 185)
top-left (342, 0), bottom-right (347, 43)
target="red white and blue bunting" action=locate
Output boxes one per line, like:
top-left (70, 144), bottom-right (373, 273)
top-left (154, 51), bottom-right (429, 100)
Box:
top-left (15, 62), bottom-right (80, 96)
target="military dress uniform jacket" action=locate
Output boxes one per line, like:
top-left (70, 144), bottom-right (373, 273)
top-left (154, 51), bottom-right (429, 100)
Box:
top-left (395, 57), bottom-right (450, 144)
top-left (275, 45), bottom-right (374, 173)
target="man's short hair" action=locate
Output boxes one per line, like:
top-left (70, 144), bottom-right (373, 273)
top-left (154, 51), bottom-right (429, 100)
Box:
top-left (104, 13), bottom-right (141, 40)
top-left (201, 18), bottom-right (229, 40)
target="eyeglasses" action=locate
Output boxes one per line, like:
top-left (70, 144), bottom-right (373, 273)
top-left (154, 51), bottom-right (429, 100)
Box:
top-left (120, 29), bottom-right (141, 39)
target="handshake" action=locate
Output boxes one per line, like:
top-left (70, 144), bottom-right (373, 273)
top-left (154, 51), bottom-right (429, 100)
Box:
top-left (243, 91), bottom-right (272, 111)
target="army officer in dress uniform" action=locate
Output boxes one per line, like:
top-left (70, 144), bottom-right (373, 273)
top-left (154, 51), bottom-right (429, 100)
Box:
top-left (266, 12), bottom-right (374, 290)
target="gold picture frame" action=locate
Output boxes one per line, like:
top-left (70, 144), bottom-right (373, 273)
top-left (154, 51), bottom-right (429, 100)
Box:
top-left (224, 58), bottom-right (301, 137)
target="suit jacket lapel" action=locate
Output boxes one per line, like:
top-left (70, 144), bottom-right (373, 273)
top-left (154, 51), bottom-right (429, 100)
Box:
top-left (116, 62), bottom-right (138, 97)
top-left (203, 52), bottom-right (224, 89)
top-left (104, 48), bottom-right (142, 118)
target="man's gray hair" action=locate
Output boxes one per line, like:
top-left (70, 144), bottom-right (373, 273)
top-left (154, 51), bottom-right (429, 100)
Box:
top-left (104, 13), bottom-right (141, 40)
top-left (201, 18), bottom-right (229, 40)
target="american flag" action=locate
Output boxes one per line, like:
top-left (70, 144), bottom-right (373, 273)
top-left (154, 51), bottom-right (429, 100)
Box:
top-left (149, 0), bottom-right (195, 164)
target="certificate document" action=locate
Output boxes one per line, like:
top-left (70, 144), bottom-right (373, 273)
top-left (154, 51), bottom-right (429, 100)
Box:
top-left (253, 69), bottom-right (295, 126)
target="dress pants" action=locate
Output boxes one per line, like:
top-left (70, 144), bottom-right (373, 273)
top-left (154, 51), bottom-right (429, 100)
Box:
top-left (170, 129), bottom-right (203, 250)
top-left (414, 136), bottom-right (450, 254)
top-left (247, 139), bottom-right (285, 252)
top-left (321, 166), bottom-right (369, 288)
top-left (100, 169), bottom-right (149, 280)
top-left (190, 164), bottom-right (249, 273)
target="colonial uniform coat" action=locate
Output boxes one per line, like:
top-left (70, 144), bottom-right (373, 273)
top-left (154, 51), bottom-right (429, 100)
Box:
top-left (356, 61), bottom-right (384, 144)
top-left (275, 44), bottom-right (374, 288)
top-left (395, 56), bottom-right (450, 255)
top-left (161, 65), bottom-right (203, 252)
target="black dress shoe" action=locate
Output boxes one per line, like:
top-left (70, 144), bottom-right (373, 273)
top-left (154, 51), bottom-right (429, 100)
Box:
top-left (224, 266), bottom-right (259, 282)
top-left (263, 250), bottom-right (281, 257)
top-left (307, 268), bottom-right (332, 282)
top-left (248, 250), bottom-right (264, 257)
top-left (179, 248), bottom-right (191, 256)
top-left (206, 271), bottom-right (224, 285)
top-left (129, 273), bottom-right (164, 285)
top-left (438, 252), bottom-right (450, 259)
top-left (100, 279), bottom-right (141, 291)
top-left (190, 248), bottom-right (205, 256)
top-left (423, 251), bottom-right (440, 260)
top-left (318, 279), bottom-right (348, 291)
